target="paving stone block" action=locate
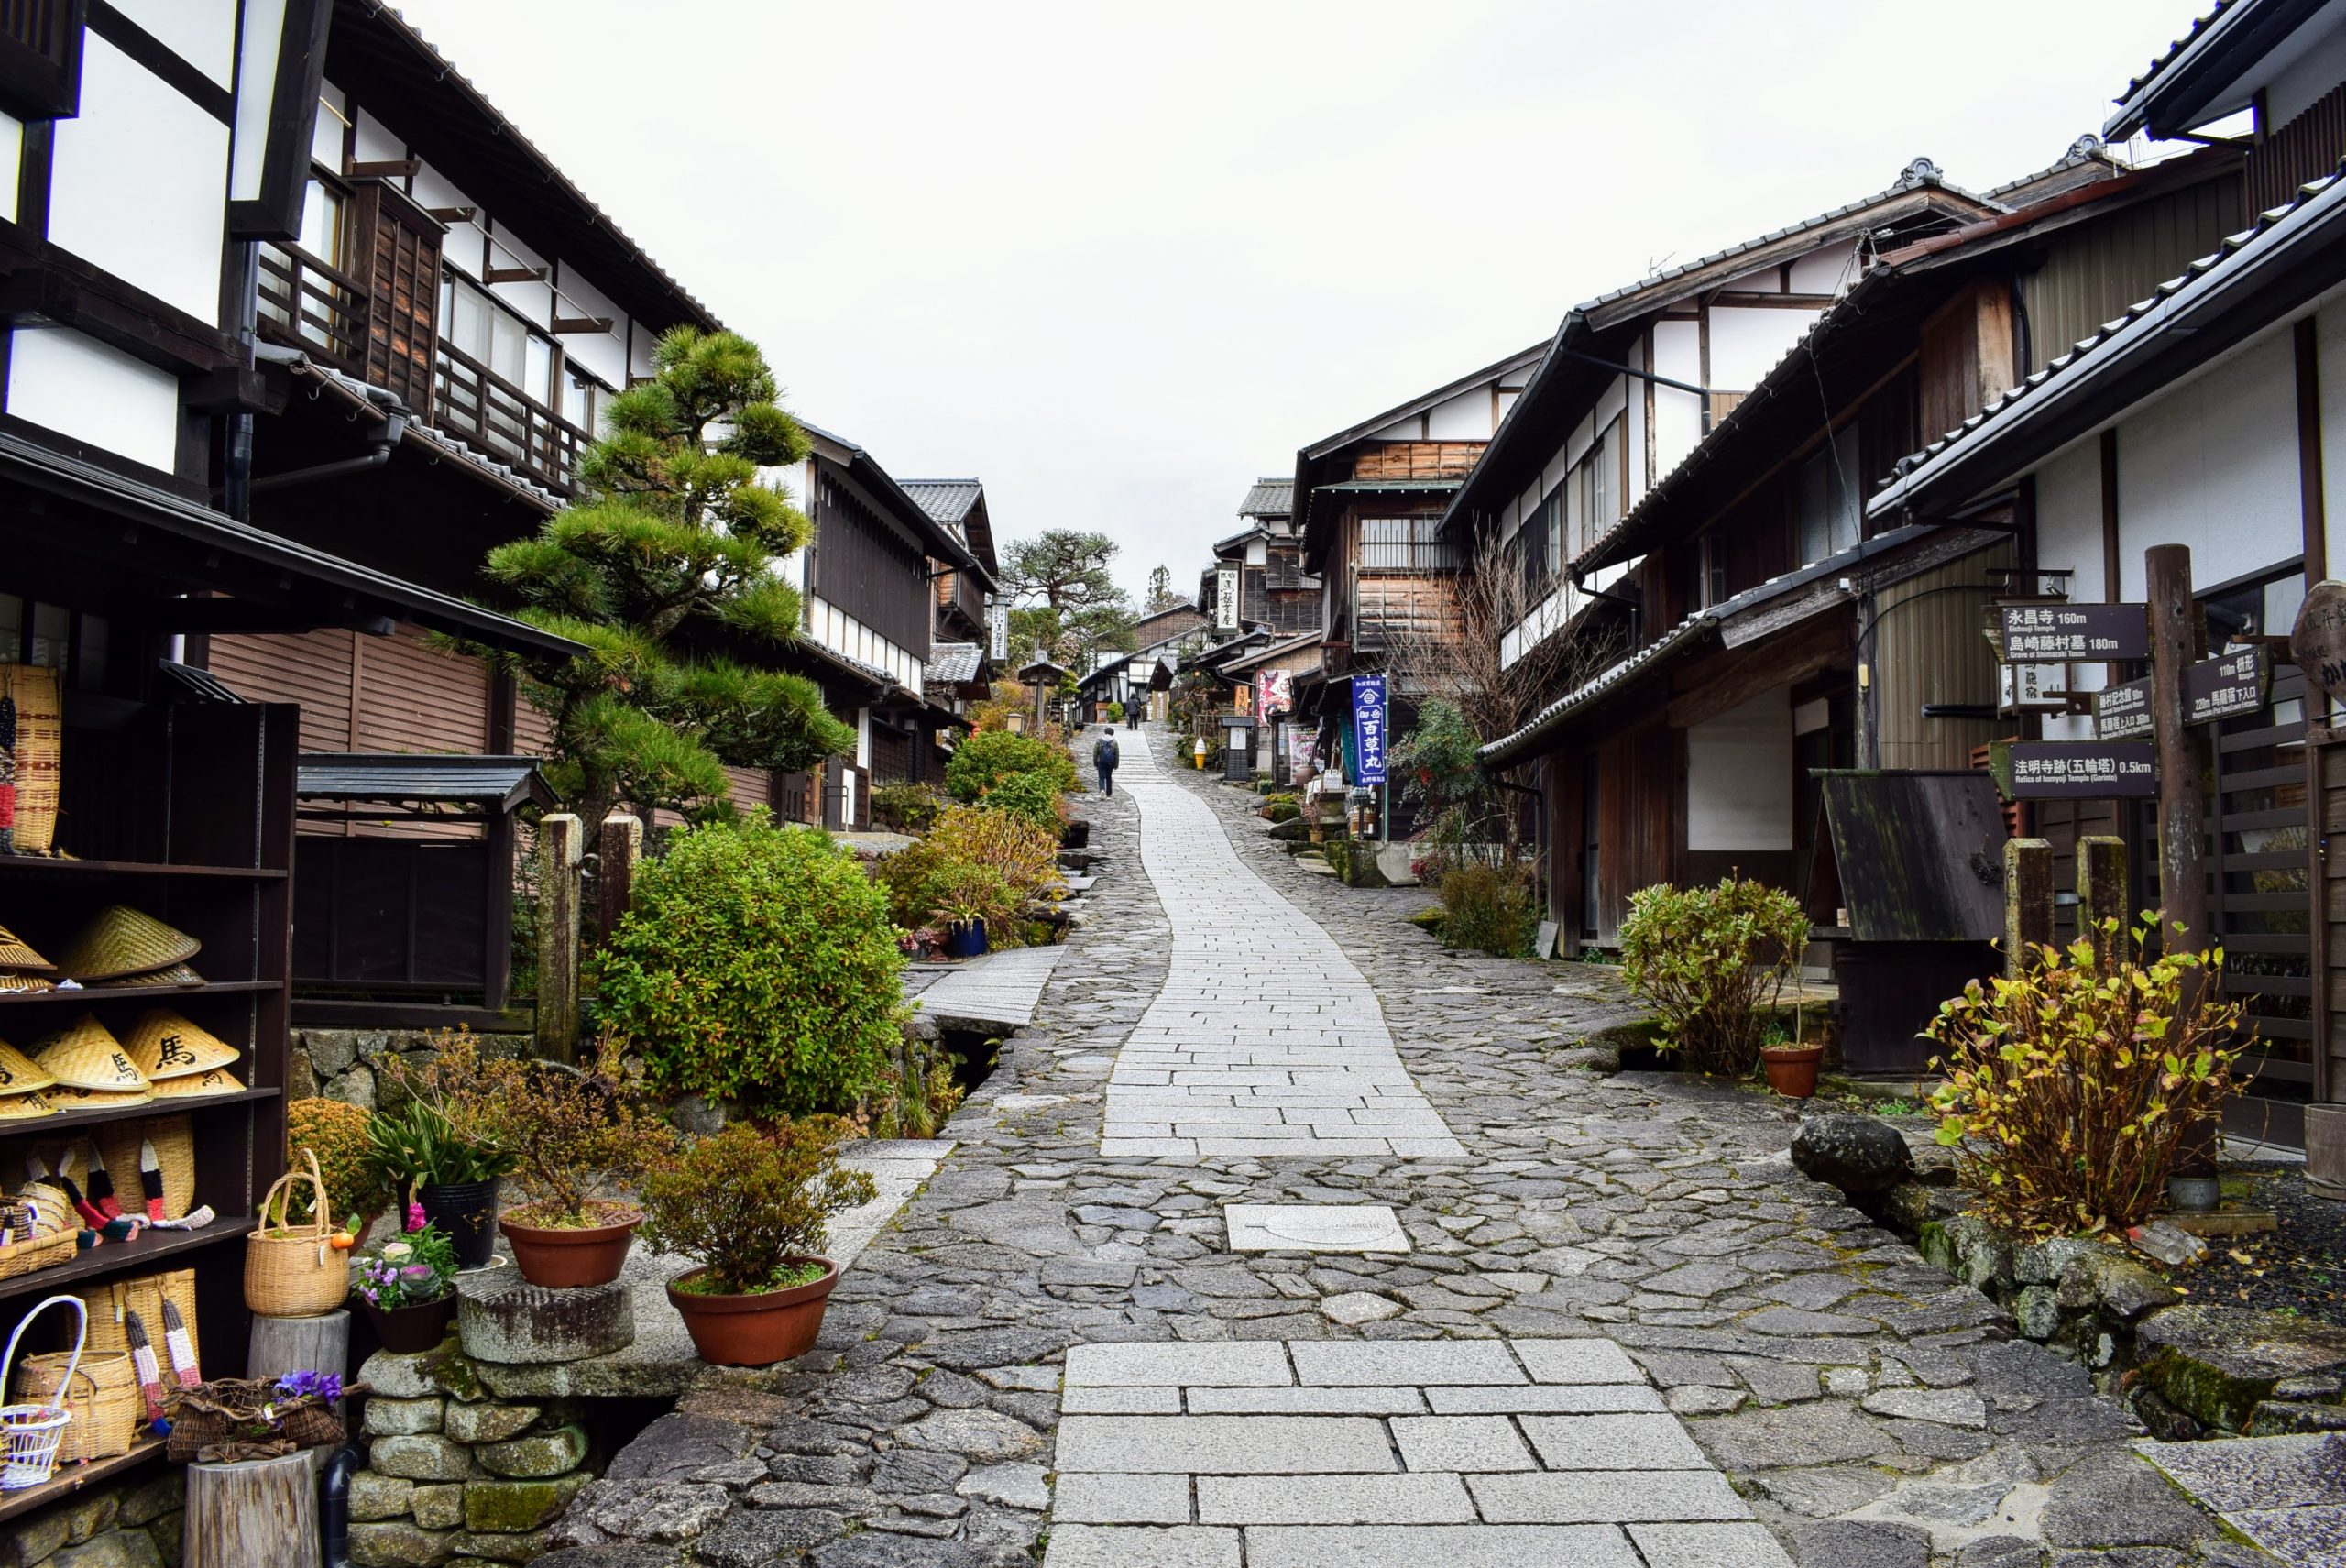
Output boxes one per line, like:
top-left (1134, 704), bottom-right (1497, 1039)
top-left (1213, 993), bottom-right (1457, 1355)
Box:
top-left (1514, 1340), bottom-right (1644, 1385)
top-left (1187, 1386), bottom-right (1428, 1415)
top-left (1391, 1416), bottom-right (1538, 1472)
top-left (1063, 1386), bottom-right (1182, 1414)
top-left (1289, 1340), bottom-right (1523, 1387)
top-left (1198, 1474), bottom-right (1474, 1524)
top-left (1053, 1415), bottom-right (1398, 1474)
top-left (1426, 1385), bottom-right (1665, 1415)
top-left (1628, 1521), bottom-right (1798, 1567)
top-left (1048, 1474), bottom-right (1194, 1524)
top-left (1519, 1414), bottom-right (1713, 1470)
top-left (1064, 1342), bottom-right (1291, 1388)
top-left (1467, 1469), bottom-right (1752, 1523)
top-left (1243, 1523), bottom-right (1643, 1567)
top-left (1041, 1524), bottom-right (1238, 1568)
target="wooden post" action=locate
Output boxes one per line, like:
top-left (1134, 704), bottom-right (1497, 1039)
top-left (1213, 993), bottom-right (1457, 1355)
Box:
top-left (248, 1310), bottom-right (348, 1387)
top-left (2005, 837), bottom-right (2054, 978)
top-left (2146, 544), bottom-right (2211, 952)
top-left (597, 811), bottom-right (641, 948)
top-left (2077, 835), bottom-right (2129, 972)
top-left (186, 1449), bottom-right (322, 1568)
top-left (535, 812), bottom-right (583, 1064)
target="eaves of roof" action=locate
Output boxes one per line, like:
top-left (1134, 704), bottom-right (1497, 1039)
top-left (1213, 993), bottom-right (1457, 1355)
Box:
top-left (801, 423), bottom-right (981, 574)
top-left (297, 753), bottom-right (554, 813)
top-left (1211, 524), bottom-right (1269, 555)
top-left (1870, 168), bottom-right (2346, 524)
top-left (1219, 630), bottom-right (1324, 674)
top-left (2104, 0), bottom-right (2330, 140)
top-left (1299, 344), bottom-right (1547, 462)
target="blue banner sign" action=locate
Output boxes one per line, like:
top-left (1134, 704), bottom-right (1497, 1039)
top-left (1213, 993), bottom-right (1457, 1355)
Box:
top-left (1349, 674), bottom-right (1388, 786)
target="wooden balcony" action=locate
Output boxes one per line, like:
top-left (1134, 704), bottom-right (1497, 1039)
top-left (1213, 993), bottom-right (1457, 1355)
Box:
top-left (258, 240), bottom-right (369, 371)
top-left (433, 340), bottom-right (587, 494)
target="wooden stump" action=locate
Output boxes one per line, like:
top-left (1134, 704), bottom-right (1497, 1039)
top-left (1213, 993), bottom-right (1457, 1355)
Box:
top-left (185, 1449), bottom-right (320, 1568)
top-left (249, 1310), bottom-right (349, 1427)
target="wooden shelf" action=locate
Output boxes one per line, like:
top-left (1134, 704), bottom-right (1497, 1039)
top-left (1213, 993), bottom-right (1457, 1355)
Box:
top-left (0, 1089), bottom-right (278, 1139)
top-left (0, 981), bottom-right (281, 1008)
top-left (0, 858), bottom-right (284, 880)
top-left (0, 1218), bottom-right (255, 1305)
top-left (0, 1436), bottom-right (163, 1525)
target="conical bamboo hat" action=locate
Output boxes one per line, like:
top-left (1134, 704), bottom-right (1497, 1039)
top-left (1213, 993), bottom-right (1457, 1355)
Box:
top-left (47, 1084), bottom-right (152, 1110)
top-left (149, 1068), bottom-right (241, 1099)
top-left (90, 960), bottom-right (204, 990)
top-left (30, 1015), bottom-right (151, 1092)
top-left (123, 1010), bottom-right (237, 1080)
top-left (0, 973), bottom-right (55, 994)
top-left (0, 923), bottom-right (53, 975)
top-left (54, 907), bottom-right (201, 982)
top-left (0, 1091), bottom-right (54, 1121)
top-left (0, 1040), bottom-right (56, 1095)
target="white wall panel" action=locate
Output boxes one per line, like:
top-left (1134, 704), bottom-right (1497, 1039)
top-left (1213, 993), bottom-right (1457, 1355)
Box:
top-left (1653, 319), bottom-right (1704, 477)
top-left (2034, 439), bottom-right (2106, 598)
top-left (6, 326), bottom-right (181, 471)
top-left (115, 0), bottom-right (236, 86)
top-left (49, 37), bottom-right (230, 323)
top-left (1426, 387), bottom-right (1489, 439)
top-left (0, 113), bottom-right (20, 223)
top-left (1707, 305), bottom-right (1819, 390)
top-left (551, 266), bottom-right (629, 388)
top-left (1789, 241), bottom-right (1859, 295)
top-left (2115, 329), bottom-right (2300, 599)
top-left (1686, 687), bottom-right (1792, 851)
top-left (352, 108), bottom-right (405, 169)
top-left (412, 165), bottom-right (486, 276)
top-left (309, 72), bottom-right (345, 167)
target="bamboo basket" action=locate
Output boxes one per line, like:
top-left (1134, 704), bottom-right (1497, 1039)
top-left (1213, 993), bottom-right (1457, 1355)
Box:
top-left (0, 664), bottom-right (61, 856)
top-left (15, 1348), bottom-right (137, 1463)
top-left (243, 1153), bottom-right (345, 1318)
top-left (0, 1187), bottom-right (77, 1283)
top-left (93, 1116), bottom-right (195, 1223)
top-left (79, 1269), bottom-right (200, 1364)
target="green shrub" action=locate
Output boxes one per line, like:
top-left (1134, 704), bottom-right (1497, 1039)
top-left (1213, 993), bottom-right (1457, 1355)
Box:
top-left (983, 770), bottom-right (1066, 836)
top-left (599, 811), bottom-right (904, 1116)
top-left (1619, 876), bottom-right (1807, 1075)
top-left (1101, 702), bottom-right (1124, 724)
top-left (875, 805), bottom-right (1061, 944)
top-left (945, 729), bottom-right (1076, 803)
top-left (870, 781), bottom-right (945, 834)
top-left (1437, 862), bottom-right (1540, 957)
top-left (638, 1117), bottom-right (876, 1296)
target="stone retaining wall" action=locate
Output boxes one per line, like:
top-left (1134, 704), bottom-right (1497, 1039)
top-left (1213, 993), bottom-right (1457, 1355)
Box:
top-left (1, 1468), bottom-right (181, 1568)
top-left (291, 1030), bottom-right (532, 1109)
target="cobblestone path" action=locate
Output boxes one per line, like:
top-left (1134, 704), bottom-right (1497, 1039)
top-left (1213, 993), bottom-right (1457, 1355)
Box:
top-left (545, 726), bottom-right (2273, 1568)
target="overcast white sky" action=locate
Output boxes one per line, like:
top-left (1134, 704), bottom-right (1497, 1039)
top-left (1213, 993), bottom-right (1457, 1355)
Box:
top-left (397, 1), bottom-right (2201, 604)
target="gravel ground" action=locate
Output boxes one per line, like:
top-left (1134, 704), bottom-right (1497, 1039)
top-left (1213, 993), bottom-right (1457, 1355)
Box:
top-left (2182, 1163), bottom-right (2346, 1324)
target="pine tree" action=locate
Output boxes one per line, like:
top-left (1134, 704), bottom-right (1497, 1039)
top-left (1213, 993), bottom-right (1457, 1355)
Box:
top-left (480, 326), bottom-right (854, 827)
top-left (1003, 530), bottom-right (1135, 671)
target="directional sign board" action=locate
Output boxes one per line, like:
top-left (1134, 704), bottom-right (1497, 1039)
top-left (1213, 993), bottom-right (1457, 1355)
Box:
top-left (2294, 579), bottom-right (2346, 715)
top-left (2001, 661), bottom-right (2069, 715)
top-left (1995, 740), bottom-right (2156, 800)
top-left (1998, 603), bottom-right (2149, 663)
top-left (2183, 645), bottom-right (2270, 726)
top-left (2094, 677), bottom-right (2154, 740)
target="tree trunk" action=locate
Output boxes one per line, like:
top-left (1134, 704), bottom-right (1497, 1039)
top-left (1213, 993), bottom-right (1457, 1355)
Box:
top-left (248, 1311), bottom-right (348, 1419)
top-left (185, 1449), bottom-right (321, 1568)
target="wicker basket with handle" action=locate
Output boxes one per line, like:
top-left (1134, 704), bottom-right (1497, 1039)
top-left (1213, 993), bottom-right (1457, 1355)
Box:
top-left (0, 1186), bottom-right (78, 1283)
top-left (243, 1152), bottom-right (346, 1319)
top-left (15, 1347), bottom-right (138, 1463)
top-left (0, 1296), bottom-right (82, 1488)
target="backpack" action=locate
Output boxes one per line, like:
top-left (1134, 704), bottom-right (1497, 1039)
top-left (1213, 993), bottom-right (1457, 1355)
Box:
top-left (1095, 737), bottom-right (1120, 768)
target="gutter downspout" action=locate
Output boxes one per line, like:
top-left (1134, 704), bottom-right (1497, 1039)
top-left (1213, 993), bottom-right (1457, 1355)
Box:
top-left (250, 414), bottom-right (409, 492)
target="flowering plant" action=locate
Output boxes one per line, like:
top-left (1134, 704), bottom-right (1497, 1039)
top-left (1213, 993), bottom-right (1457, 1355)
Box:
top-left (354, 1223), bottom-right (457, 1310)
top-left (274, 1370), bottom-right (342, 1405)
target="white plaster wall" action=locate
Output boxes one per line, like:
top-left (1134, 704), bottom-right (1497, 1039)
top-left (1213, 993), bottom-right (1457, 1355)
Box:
top-left (114, 0), bottom-right (236, 86)
top-left (49, 36), bottom-right (229, 323)
top-left (2113, 328), bottom-right (2300, 599)
top-left (552, 266), bottom-right (629, 388)
top-left (2319, 301), bottom-right (2346, 576)
top-left (1426, 387), bottom-right (1489, 439)
top-left (6, 326), bottom-right (181, 471)
top-left (1789, 240), bottom-right (1860, 295)
top-left (1686, 686), bottom-right (1792, 851)
top-left (310, 74), bottom-right (345, 168)
top-left (411, 164), bottom-right (488, 277)
top-left (1368, 412), bottom-right (1420, 440)
top-left (486, 225), bottom-right (554, 327)
top-left (0, 113), bottom-right (21, 224)
top-left (1707, 305), bottom-right (1819, 390)
top-left (351, 107), bottom-right (404, 169)
top-left (2032, 438), bottom-right (2108, 741)
top-left (1652, 319), bottom-right (1704, 477)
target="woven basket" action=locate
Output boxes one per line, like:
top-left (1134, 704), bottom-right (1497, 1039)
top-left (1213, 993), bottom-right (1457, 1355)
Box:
top-left (94, 1117), bottom-right (194, 1223)
top-left (0, 664), bottom-right (61, 856)
top-left (244, 1153), bottom-right (345, 1318)
top-left (53, 908), bottom-right (200, 984)
top-left (0, 1187), bottom-right (76, 1283)
top-left (15, 1350), bottom-right (137, 1463)
top-left (79, 1269), bottom-right (200, 1365)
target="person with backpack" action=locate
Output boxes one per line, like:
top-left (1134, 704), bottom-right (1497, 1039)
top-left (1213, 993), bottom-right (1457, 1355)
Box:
top-left (1093, 728), bottom-right (1121, 795)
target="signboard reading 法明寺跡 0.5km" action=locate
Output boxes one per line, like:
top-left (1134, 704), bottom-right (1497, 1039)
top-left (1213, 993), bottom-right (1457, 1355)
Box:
top-left (1999, 602), bottom-right (2149, 662)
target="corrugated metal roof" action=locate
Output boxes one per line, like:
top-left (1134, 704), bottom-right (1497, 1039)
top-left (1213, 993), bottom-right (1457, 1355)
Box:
top-left (297, 753), bottom-right (554, 811)
top-left (926, 641), bottom-right (983, 686)
top-left (900, 480), bottom-right (984, 527)
top-left (1240, 477), bottom-right (1293, 519)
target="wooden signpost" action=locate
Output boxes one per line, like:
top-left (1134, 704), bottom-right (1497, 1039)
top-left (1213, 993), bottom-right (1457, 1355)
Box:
top-left (1994, 740), bottom-right (2156, 799)
top-left (1998, 602), bottom-right (2149, 662)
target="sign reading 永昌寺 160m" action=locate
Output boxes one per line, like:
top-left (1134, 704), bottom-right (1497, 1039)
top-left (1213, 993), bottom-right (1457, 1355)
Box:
top-left (1999, 602), bottom-right (2149, 662)
top-left (1348, 674), bottom-right (1387, 786)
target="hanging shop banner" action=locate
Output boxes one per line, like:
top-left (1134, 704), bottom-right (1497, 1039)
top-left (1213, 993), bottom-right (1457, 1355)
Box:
top-left (1216, 566), bottom-right (1241, 630)
top-left (1998, 603), bottom-right (2149, 663)
top-left (1348, 674), bottom-right (1388, 786)
top-left (2184, 645), bottom-right (2270, 725)
top-left (2093, 677), bottom-right (2154, 740)
top-left (987, 598), bottom-right (1008, 663)
top-left (1255, 667), bottom-right (1293, 719)
top-left (1998, 740), bottom-right (2156, 800)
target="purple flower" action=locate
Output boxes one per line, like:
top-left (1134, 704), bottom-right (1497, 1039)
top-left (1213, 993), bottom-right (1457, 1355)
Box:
top-left (274, 1370), bottom-right (342, 1404)
top-left (406, 1201), bottom-right (427, 1233)
top-left (400, 1264), bottom-right (434, 1282)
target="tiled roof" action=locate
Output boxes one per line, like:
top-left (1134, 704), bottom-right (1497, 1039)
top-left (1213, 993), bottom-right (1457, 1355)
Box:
top-left (926, 641), bottom-right (983, 686)
top-left (2113, 3), bottom-right (2240, 115)
top-left (900, 480), bottom-right (984, 527)
top-left (1240, 477), bottom-right (1293, 519)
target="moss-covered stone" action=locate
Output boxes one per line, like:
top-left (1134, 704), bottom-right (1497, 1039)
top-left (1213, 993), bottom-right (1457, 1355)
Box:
top-left (445, 1529), bottom-right (552, 1563)
top-left (363, 1397), bottom-right (444, 1437)
top-left (115, 1473), bottom-right (183, 1530)
top-left (461, 1474), bottom-right (587, 1533)
top-left (476, 1423), bottom-right (587, 1479)
top-left (410, 1484), bottom-right (464, 1531)
top-left (1407, 906), bottom-right (1445, 933)
top-left (442, 1400), bottom-right (540, 1444)
top-left (346, 1521), bottom-right (455, 1568)
top-left (349, 1472), bottom-right (415, 1522)
top-left (2137, 1304), bottom-right (2346, 1433)
top-left (368, 1435), bottom-right (475, 1482)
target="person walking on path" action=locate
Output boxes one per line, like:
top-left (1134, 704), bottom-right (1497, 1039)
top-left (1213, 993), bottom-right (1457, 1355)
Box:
top-left (1092, 727), bottom-right (1121, 795)
top-left (1126, 695), bottom-right (1144, 730)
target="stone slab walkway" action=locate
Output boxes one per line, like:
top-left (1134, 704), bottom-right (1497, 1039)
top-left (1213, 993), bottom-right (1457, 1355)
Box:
top-left (1104, 730), bottom-right (1464, 1160)
top-left (913, 947), bottom-right (1068, 1033)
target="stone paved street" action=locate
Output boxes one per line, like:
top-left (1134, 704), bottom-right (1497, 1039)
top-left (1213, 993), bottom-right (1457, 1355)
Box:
top-left (544, 725), bottom-right (2283, 1568)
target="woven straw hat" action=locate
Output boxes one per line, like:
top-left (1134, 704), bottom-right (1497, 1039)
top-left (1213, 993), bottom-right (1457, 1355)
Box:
top-left (123, 1010), bottom-right (237, 1080)
top-left (0, 973), bottom-right (55, 994)
top-left (149, 1068), bottom-right (241, 1099)
top-left (0, 1091), bottom-right (53, 1121)
top-left (54, 907), bottom-right (201, 982)
top-left (31, 1015), bottom-right (151, 1092)
top-left (48, 1084), bottom-right (153, 1110)
top-left (0, 923), bottom-right (53, 975)
top-left (0, 1040), bottom-right (55, 1095)
top-left (91, 960), bottom-right (204, 990)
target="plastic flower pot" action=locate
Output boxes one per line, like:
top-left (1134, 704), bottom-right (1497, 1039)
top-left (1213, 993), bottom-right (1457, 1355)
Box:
top-left (1760, 1044), bottom-right (1825, 1098)
top-left (417, 1179), bottom-right (502, 1269)
top-left (943, 919), bottom-right (989, 959)
top-left (666, 1258), bottom-right (839, 1366)
top-left (362, 1293), bottom-right (456, 1354)
top-left (499, 1203), bottom-right (642, 1288)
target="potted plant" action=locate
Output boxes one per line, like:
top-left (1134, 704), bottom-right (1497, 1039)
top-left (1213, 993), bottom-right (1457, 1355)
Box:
top-left (638, 1116), bottom-right (877, 1365)
top-left (354, 1221), bottom-right (459, 1353)
top-left (933, 868), bottom-right (1001, 959)
top-left (369, 1034), bottom-right (518, 1269)
top-left (1760, 1018), bottom-right (1824, 1098)
top-left (489, 1035), bottom-right (678, 1288)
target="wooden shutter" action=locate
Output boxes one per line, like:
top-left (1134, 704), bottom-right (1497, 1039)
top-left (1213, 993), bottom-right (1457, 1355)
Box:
top-left (352, 181), bottom-right (444, 413)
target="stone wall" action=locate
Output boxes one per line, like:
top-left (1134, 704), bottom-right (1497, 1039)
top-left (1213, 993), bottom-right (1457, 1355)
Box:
top-left (2, 1466), bottom-right (181, 1568)
top-left (290, 1031), bottom-right (531, 1109)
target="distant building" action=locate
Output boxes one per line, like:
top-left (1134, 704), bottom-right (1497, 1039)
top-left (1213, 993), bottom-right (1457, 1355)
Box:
top-left (1200, 477), bottom-right (1319, 636)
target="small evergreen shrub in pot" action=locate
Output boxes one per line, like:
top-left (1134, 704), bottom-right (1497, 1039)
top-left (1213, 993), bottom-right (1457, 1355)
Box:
top-left (875, 806), bottom-right (1061, 949)
top-left (490, 1034), bottom-right (680, 1288)
top-left (368, 1035), bottom-right (519, 1269)
top-left (640, 1116), bottom-right (877, 1365)
top-left (944, 729), bottom-right (1078, 802)
top-left (600, 812), bottom-right (904, 1118)
top-left (1618, 875), bottom-right (1808, 1075)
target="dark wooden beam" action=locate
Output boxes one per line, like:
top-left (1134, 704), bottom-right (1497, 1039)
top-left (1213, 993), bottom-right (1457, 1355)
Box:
top-left (483, 265), bottom-right (548, 285)
top-left (549, 316), bottom-right (613, 335)
top-left (153, 599), bottom-right (396, 637)
top-left (184, 367), bottom-right (288, 416)
top-left (426, 205), bottom-right (477, 225)
top-left (344, 159), bottom-right (421, 181)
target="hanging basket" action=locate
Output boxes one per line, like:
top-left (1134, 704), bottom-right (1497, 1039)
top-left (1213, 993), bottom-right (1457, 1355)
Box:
top-left (0, 1295), bottom-right (84, 1489)
top-left (78, 1269), bottom-right (200, 1364)
top-left (15, 1348), bottom-right (137, 1464)
top-left (243, 1152), bottom-right (346, 1319)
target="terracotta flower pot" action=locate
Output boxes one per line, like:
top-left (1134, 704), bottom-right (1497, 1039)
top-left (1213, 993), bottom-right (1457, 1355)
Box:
top-left (666, 1258), bottom-right (839, 1366)
top-left (500, 1204), bottom-right (642, 1288)
top-left (363, 1293), bottom-right (456, 1354)
top-left (1761, 1044), bottom-right (1825, 1099)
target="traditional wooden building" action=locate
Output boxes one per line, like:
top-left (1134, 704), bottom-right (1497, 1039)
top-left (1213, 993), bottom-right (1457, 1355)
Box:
top-left (1200, 477), bottom-right (1319, 636)
top-left (904, 479), bottom-right (1002, 774)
